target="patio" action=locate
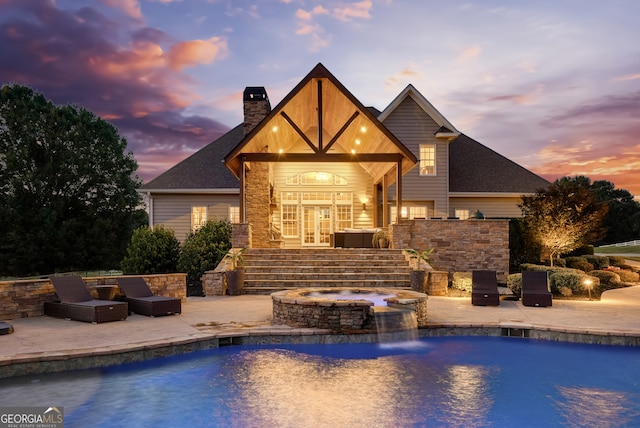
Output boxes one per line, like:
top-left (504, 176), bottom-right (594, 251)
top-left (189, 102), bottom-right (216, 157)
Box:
top-left (1, 284), bottom-right (640, 378)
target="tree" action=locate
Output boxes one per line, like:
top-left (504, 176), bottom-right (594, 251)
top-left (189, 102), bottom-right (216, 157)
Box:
top-left (590, 180), bottom-right (640, 245)
top-left (0, 84), bottom-right (144, 276)
top-left (121, 225), bottom-right (180, 275)
top-left (177, 220), bottom-right (232, 296)
top-left (518, 176), bottom-right (608, 266)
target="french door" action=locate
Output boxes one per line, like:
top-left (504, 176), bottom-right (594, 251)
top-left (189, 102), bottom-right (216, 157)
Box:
top-left (302, 206), bottom-right (332, 246)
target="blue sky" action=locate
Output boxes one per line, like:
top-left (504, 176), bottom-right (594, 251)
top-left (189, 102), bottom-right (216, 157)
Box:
top-left (1, 0), bottom-right (639, 196)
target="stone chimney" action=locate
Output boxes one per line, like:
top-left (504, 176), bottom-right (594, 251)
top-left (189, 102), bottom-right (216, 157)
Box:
top-left (243, 87), bottom-right (271, 136)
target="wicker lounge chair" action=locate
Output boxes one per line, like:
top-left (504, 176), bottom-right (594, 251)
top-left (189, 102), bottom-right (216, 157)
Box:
top-left (44, 276), bottom-right (128, 323)
top-left (115, 277), bottom-right (181, 317)
top-left (521, 271), bottom-right (553, 307)
top-left (471, 270), bottom-right (500, 306)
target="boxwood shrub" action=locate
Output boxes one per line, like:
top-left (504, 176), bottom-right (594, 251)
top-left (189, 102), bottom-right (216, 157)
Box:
top-left (617, 270), bottom-right (640, 283)
top-left (584, 255), bottom-right (610, 270)
top-left (549, 272), bottom-right (599, 297)
top-left (563, 256), bottom-right (594, 273)
top-left (587, 270), bottom-right (621, 286)
top-left (507, 273), bottom-right (522, 297)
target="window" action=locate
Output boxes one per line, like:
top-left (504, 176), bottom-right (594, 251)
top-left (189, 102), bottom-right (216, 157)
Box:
top-left (281, 205), bottom-right (298, 237)
top-left (390, 206), bottom-right (426, 222)
top-left (191, 206), bottom-right (207, 231)
top-left (335, 205), bottom-right (352, 231)
top-left (455, 209), bottom-right (470, 220)
top-left (419, 144), bottom-right (436, 176)
top-left (229, 206), bottom-right (240, 223)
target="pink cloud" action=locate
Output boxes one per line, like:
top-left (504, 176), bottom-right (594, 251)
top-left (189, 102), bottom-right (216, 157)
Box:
top-left (332, 0), bottom-right (372, 21)
top-left (0, 0), bottom-right (229, 182)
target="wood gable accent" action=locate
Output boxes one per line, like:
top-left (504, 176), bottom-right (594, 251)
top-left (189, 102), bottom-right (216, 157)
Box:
top-left (224, 63), bottom-right (417, 185)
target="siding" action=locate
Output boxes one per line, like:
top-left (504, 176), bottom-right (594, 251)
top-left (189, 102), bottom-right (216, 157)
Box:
top-left (381, 97), bottom-right (450, 217)
top-left (449, 196), bottom-right (524, 218)
top-left (152, 194), bottom-right (239, 242)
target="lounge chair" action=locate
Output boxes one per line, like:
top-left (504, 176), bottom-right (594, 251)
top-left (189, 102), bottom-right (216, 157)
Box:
top-left (44, 276), bottom-right (128, 323)
top-left (115, 277), bottom-right (181, 317)
top-left (471, 270), bottom-right (500, 306)
top-left (521, 271), bottom-right (553, 307)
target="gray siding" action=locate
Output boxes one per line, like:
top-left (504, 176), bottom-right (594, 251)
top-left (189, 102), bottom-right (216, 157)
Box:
top-left (381, 97), bottom-right (450, 218)
top-left (151, 194), bottom-right (239, 242)
top-left (449, 196), bottom-right (524, 218)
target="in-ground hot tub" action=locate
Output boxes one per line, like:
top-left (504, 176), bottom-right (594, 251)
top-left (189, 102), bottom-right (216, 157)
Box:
top-left (271, 287), bottom-right (428, 332)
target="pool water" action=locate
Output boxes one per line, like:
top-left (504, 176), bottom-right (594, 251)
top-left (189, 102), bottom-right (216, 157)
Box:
top-left (1, 337), bottom-right (639, 427)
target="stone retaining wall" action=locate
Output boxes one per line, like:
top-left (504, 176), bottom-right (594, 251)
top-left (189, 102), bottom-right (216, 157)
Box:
top-left (0, 274), bottom-right (187, 320)
top-left (390, 219), bottom-right (510, 282)
top-left (271, 288), bottom-right (428, 332)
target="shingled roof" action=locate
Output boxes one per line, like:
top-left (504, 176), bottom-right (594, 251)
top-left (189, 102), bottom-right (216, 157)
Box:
top-left (449, 133), bottom-right (550, 193)
top-left (142, 124), bottom-right (242, 191)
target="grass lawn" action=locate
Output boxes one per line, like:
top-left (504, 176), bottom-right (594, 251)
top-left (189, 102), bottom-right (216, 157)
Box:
top-left (594, 245), bottom-right (640, 254)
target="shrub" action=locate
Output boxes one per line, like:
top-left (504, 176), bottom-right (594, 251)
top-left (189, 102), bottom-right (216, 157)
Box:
top-left (553, 258), bottom-right (567, 268)
top-left (617, 270), bottom-right (640, 283)
top-left (177, 220), bottom-right (232, 295)
top-left (584, 255), bottom-right (609, 270)
top-left (121, 225), bottom-right (180, 274)
top-left (549, 272), bottom-right (599, 297)
top-left (608, 256), bottom-right (626, 267)
top-left (452, 272), bottom-right (472, 292)
top-left (587, 270), bottom-right (621, 286)
top-left (520, 264), bottom-right (583, 275)
top-left (507, 273), bottom-right (522, 297)
top-left (564, 257), bottom-right (594, 273)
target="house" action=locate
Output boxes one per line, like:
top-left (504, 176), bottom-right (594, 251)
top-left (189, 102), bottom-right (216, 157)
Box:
top-left (141, 63), bottom-right (549, 246)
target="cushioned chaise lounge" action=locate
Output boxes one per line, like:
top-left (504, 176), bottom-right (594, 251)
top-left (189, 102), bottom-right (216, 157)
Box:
top-left (115, 277), bottom-right (181, 317)
top-left (521, 270), bottom-right (553, 307)
top-left (44, 276), bottom-right (128, 323)
top-left (471, 270), bottom-right (500, 306)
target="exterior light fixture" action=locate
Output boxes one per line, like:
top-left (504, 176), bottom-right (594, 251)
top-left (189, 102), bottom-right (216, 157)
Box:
top-left (355, 139), bottom-right (361, 145)
top-left (351, 149), bottom-right (356, 154)
top-left (272, 126), bottom-right (278, 132)
top-left (278, 148), bottom-right (284, 154)
top-left (360, 196), bottom-right (369, 211)
top-left (583, 278), bottom-right (594, 300)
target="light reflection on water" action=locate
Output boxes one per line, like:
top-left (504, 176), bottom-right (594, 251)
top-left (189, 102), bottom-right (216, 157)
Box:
top-left (0, 337), bottom-right (638, 427)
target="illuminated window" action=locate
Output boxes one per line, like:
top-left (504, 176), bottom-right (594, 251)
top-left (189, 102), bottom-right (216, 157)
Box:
top-left (419, 144), bottom-right (436, 176)
top-left (390, 206), bottom-right (427, 222)
top-left (229, 206), bottom-right (240, 223)
top-left (335, 205), bottom-right (352, 231)
top-left (281, 205), bottom-right (298, 237)
top-left (455, 209), bottom-right (470, 220)
top-left (191, 206), bottom-right (207, 231)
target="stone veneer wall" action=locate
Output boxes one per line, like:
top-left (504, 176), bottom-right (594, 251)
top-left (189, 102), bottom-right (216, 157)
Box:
top-left (245, 160), bottom-right (271, 248)
top-left (0, 274), bottom-right (187, 320)
top-left (231, 223), bottom-right (252, 248)
top-left (390, 219), bottom-right (510, 282)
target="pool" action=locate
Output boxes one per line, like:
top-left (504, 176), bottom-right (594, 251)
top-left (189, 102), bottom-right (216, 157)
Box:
top-left (1, 337), bottom-right (639, 427)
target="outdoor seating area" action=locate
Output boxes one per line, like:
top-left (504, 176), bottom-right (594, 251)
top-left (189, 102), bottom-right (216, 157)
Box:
top-left (471, 270), bottom-right (501, 306)
top-left (332, 229), bottom-right (379, 248)
top-left (44, 276), bottom-right (128, 323)
top-left (115, 277), bottom-right (182, 317)
top-left (521, 271), bottom-right (553, 307)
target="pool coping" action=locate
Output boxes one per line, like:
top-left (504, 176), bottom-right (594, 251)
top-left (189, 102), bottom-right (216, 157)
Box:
top-left (1, 322), bottom-right (638, 379)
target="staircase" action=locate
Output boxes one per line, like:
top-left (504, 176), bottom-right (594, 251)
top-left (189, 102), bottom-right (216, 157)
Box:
top-left (242, 248), bottom-right (413, 295)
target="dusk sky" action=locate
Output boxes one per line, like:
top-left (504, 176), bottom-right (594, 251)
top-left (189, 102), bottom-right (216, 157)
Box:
top-left (1, 0), bottom-right (639, 197)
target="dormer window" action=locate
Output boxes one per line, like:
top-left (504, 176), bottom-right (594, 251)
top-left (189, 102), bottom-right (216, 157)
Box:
top-left (419, 144), bottom-right (436, 176)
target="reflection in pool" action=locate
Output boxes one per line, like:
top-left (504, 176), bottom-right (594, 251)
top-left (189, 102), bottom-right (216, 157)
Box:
top-left (1, 337), bottom-right (639, 427)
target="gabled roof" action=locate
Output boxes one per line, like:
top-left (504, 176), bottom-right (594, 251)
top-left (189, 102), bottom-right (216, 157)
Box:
top-left (141, 125), bottom-right (242, 192)
top-left (224, 63), bottom-right (417, 185)
top-left (449, 134), bottom-right (550, 193)
top-left (378, 84), bottom-right (460, 138)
